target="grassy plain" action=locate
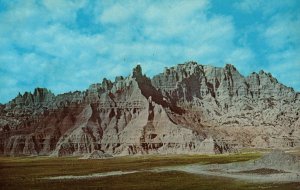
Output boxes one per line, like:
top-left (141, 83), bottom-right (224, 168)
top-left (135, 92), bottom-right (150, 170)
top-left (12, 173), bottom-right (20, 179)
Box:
top-left (0, 153), bottom-right (299, 190)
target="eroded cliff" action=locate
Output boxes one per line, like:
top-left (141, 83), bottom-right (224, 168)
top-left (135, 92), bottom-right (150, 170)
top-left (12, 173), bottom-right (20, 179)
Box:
top-left (0, 62), bottom-right (299, 156)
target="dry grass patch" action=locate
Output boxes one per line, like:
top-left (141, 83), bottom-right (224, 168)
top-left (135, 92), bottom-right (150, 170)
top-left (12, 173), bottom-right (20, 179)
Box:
top-left (1, 152), bottom-right (299, 190)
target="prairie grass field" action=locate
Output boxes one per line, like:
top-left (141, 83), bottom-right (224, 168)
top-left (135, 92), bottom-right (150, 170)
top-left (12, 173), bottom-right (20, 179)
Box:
top-left (0, 152), bottom-right (299, 190)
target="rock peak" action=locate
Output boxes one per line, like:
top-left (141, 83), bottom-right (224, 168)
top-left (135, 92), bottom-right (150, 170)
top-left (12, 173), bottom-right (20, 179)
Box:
top-left (183, 61), bottom-right (198, 66)
top-left (101, 78), bottom-right (113, 90)
top-left (259, 70), bottom-right (265, 75)
top-left (224, 63), bottom-right (237, 71)
top-left (33, 87), bottom-right (52, 96)
top-left (132, 64), bottom-right (143, 78)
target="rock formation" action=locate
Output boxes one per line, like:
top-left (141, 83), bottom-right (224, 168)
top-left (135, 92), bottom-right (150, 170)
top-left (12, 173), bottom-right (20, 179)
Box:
top-left (0, 62), bottom-right (299, 156)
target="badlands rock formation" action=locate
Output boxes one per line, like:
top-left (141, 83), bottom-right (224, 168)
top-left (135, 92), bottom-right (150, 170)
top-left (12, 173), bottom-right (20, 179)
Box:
top-left (0, 62), bottom-right (299, 156)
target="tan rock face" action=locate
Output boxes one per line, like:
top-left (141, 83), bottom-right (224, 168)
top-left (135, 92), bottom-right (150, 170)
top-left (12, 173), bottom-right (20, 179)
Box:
top-left (0, 62), bottom-right (299, 156)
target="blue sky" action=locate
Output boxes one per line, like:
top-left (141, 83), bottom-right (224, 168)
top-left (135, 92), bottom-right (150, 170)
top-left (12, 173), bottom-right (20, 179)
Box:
top-left (0, 0), bottom-right (299, 103)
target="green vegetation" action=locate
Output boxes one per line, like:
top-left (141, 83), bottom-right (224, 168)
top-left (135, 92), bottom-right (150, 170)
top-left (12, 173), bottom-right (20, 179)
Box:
top-left (0, 153), bottom-right (299, 190)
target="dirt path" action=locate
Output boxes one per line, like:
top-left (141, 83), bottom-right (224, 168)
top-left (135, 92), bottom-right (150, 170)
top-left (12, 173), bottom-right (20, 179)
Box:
top-left (43, 151), bottom-right (300, 183)
top-left (44, 170), bottom-right (139, 180)
top-left (154, 164), bottom-right (300, 183)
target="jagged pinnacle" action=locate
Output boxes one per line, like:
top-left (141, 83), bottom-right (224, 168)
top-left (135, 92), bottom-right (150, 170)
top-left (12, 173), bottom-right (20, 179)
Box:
top-left (132, 65), bottom-right (143, 79)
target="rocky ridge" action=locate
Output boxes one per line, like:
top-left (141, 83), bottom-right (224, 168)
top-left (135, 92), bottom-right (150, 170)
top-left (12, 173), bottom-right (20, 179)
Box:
top-left (0, 62), bottom-right (299, 156)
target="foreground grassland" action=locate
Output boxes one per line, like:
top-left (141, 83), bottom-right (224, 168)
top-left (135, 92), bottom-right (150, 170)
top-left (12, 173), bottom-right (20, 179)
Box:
top-left (0, 153), bottom-right (299, 190)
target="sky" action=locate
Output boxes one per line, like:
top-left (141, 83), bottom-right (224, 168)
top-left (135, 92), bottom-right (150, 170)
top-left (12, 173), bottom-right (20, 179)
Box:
top-left (0, 0), bottom-right (300, 103)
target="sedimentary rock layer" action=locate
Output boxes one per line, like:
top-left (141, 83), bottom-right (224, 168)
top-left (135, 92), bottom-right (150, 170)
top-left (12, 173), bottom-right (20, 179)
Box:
top-left (0, 62), bottom-right (299, 156)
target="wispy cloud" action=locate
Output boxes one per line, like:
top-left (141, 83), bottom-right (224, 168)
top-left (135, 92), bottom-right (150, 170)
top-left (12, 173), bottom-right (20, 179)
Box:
top-left (234, 0), bottom-right (296, 15)
top-left (262, 10), bottom-right (300, 90)
top-left (263, 14), bottom-right (300, 49)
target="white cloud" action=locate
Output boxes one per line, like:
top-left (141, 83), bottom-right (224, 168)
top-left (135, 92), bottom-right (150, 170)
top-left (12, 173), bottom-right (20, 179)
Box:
top-left (233, 0), bottom-right (300, 90)
top-left (261, 10), bottom-right (300, 90)
top-left (42, 0), bottom-right (87, 16)
top-left (0, 0), bottom-right (248, 103)
top-left (234, 0), bottom-right (261, 13)
top-left (142, 1), bottom-right (210, 39)
top-left (99, 3), bottom-right (135, 24)
top-left (93, 0), bottom-right (240, 68)
top-left (1, 0), bottom-right (298, 103)
top-left (264, 14), bottom-right (300, 49)
top-left (225, 48), bottom-right (255, 74)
